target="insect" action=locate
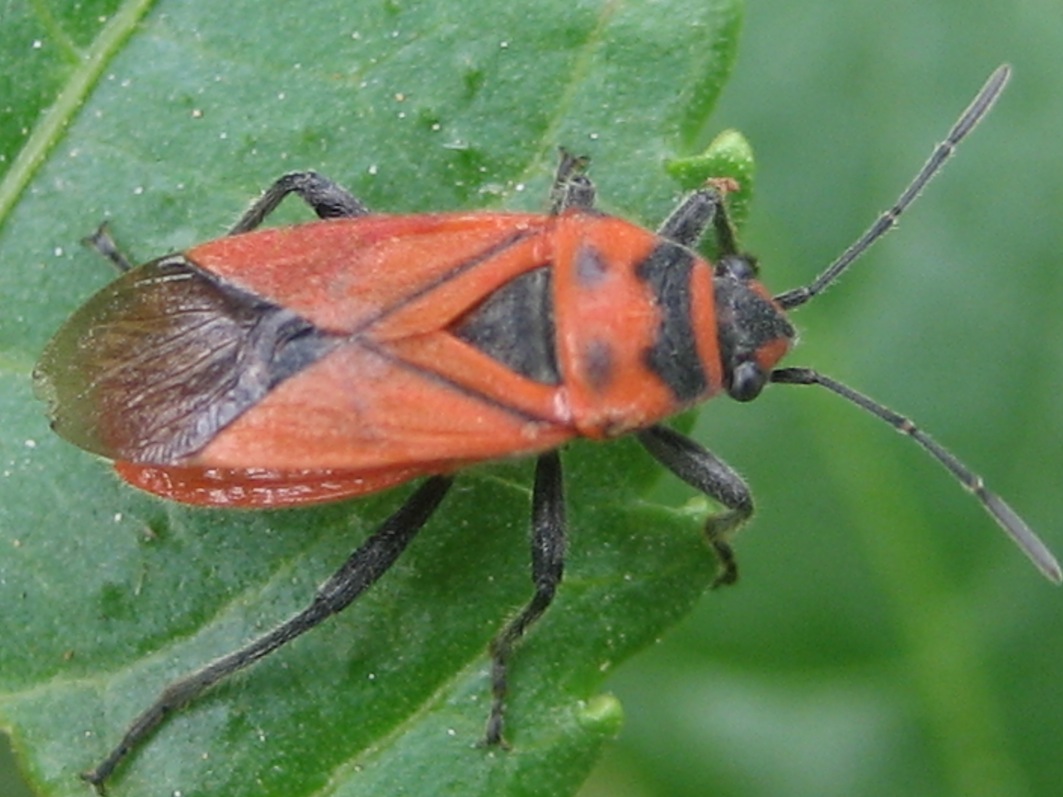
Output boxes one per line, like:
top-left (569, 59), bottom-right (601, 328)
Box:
top-left (33, 63), bottom-right (1058, 791)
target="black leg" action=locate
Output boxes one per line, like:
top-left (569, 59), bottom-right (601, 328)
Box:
top-left (637, 425), bottom-right (753, 586)
top-left (229, 170), bottom-right (372, 234)
top-left (81, 222), bottom-right (135, 272)
top-left (548, 150), bottom-right (597, 214)
top-left (82, 172), bottom-right (372, 273)
top-left (82, 476), bottom-right (453, 793)
top-left (657, 179), bottom-right (739, 255)
top-left (484, 450), bottom-right (567, 746)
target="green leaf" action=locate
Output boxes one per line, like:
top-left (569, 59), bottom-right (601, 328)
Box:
top-left (666, 129), bottom-right (755, 258)
top-left (0, 2), bottom-right (746, 796)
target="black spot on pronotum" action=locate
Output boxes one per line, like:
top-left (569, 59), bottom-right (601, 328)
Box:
top-left (582, 339), bottom-right (615, 392)
top-left (575, 244), bottom-right (609, 285)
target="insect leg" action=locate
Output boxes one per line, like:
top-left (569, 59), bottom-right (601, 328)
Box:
top-left (637, 424), bottom-right (754, 586)
top-left (229, 171), bottom-right (372, 234)
top-left (484, 450), bottom-right (566, 746)
top-left (657, 180), bottom-right (739, 256)
top-left (80, 173), bottom-right (369, 272)
top-left (82, 476), bottom-right (453, 792)
top-left (549, 149), bottom-right (597, 213)
top-left (81, 222), bottom-right (136, 272)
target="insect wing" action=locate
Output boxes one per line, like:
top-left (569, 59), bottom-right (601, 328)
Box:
top-left (32, 257), bottom-right (316, 463)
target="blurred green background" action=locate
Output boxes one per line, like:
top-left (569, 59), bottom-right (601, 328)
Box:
top-left (3, 0), bottom-right (1062, 796)
top-left (583, 2), bottom-right (1063, 797)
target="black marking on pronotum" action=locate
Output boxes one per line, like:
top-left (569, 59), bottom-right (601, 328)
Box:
top-left (635, 241), bottom-right (708, 403)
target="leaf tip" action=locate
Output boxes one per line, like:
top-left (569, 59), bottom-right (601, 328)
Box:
top-left (576, 693), bottom-right (624, 738)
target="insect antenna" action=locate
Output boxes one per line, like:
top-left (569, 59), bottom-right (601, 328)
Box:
top-left (774, 64), bottom-right (1011, 310)
top-left (769, 367), bottom-right (1061, 583)
top-left (766, 64), bottom-right (1059, 582)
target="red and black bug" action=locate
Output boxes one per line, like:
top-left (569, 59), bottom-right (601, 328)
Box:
top-left (32, 63), bottom-right (1058, 790)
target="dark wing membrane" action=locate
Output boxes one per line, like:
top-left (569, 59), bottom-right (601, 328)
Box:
top-left (33, 256), bottom-right (338, 464)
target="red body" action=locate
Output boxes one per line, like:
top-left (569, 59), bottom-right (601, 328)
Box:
top-left (35, 209), bottom-right (766, 507)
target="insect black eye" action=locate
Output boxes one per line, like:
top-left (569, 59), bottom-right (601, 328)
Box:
top-left (727, 360), bottom-right (767, 402)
